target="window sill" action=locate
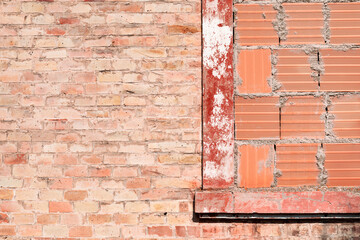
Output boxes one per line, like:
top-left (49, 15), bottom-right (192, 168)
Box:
top-left (195, 191), bottom-right (360, 217)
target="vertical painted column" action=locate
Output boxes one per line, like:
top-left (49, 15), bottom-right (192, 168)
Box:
top-left (202, 0), bottom-right (234, 189)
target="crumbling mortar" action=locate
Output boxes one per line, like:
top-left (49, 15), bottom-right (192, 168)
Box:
top-left (234, 142), bottom-right (240, 186)
top-left (277, 96), bottom-right (288, 108)
top-left (272, 144), bottom-right (282, 187)
top-left (316, 144), bottom-right (328, 186)
top-left (322, 1), bottom-right (331, 44)
top-left (270, 49), bottom-right (283, 91)
top-left (233, 49), bottom-right (242, 96)
top-left (323, 94), bottom-right (337, 140)
top-left (272, 2), bottom-right (288, 42)
top-left (303, 47), bottom-right (324, 89)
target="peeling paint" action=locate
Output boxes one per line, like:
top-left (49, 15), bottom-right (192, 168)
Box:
top-left (203, 15), bottom-right (232, 79)
top-left (204, 90), bottom-right (233, 182)
top-left (202, 0), bottom-right (234, 189)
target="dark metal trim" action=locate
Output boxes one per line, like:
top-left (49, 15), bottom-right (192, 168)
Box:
top-left (199, 213), bottom-right (360, 220)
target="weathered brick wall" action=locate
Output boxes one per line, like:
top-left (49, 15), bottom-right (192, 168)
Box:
top-left (0, 0), bottom-right (359, 239)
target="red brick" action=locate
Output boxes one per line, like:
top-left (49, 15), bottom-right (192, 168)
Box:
top-left (187, 226), bottom-right (201, 237)
top-left (320, 49), bottom-right (360, 91)
top-left (234, 4), bottom-right (278, 46)
top-left (126, 178), bottom-right (150, 189)
top-left (235, 96), bottom-right (280, 139)
top-left (0, 213), bottom-right (9, 223)
top-left (195, 192), bottom-right (233, 213)
top-left (50, 178), bottom-right (73, 189)
top-left (275, 48), bottom-right (318, 92)
top-left (148, 226), bottom-right (172, 237)
top-left (175, 226), bottom-right (186, 237)
top-left (46, 28), bottom-right (65, 35)
top-left (276, 144), bottom-right (320, 186)
top-left (19, 225), bottom-right (42, 237)
top-left (64, 190), bottom-right (87, 201)
top-left (69, 226), bottom-right (92, 237)
top-left (329, 3), bottom-right (360, 44)
top-left (81, 155), bottom-right (102, 164)
top-left (168, 25), bottom-right (199, 34)
top-left (49, 202), bottom-right (73, 213)
top-left (324, 143), bottom-right (360, 186)
top-left (238, 144), bottom-right (274, 188)
top-left (258, 224), bottom-right (281, 237)
top-left (236, 49), bottom-right (272, 93)
top-left (114, 213), bottom-right (138, 225)
top-left (282, 3), bottom-right (324, 44)
top-left (0, 189), bottom-right (13, 200)
top-left (4, 153), bottom-right (27, 164)
top-left (329, 95), bottom-right (360, 138)
top-left (281, 96), bottom-right (325, 139)
top-left (88, 214), bottom-right (112, 224)
top-left (0, 201), bottom-right (22, 212)
top-left (0, 226), bottom-right (15, 236)
top-left (58, 17), bottom-right (79, 25)
top-left (37, 214), bottom-right (59, 224)
top-left (202, 225), bottom-right (225, 238)
top-left (229, 224), bottom-right (254, 236)
top-left (89, 167), bottom-right (111, 177)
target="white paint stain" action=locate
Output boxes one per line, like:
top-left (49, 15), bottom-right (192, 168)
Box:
top-left (204, 89), bottom-right (233, 182)
top-left (202, 0), bottom-right (232, 79)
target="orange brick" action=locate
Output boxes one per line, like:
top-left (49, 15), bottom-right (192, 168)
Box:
top-left (324, 143), bottom-right (360, 186)
top-left (282, 3), bottom-right (324, 44)
top-left (126, 178), bottom-right (150, 189)
top-left (0, 201), bottom-right (22, 212)
top-left (275, 48), bottom-right (318, 92)
top-left (37, 214), bottom-right (59, 224)
top-left (49, 201), bottom-right (73, 213)
top-left (202, 225), bottom-right (225, 238)
top-left (0, 189), bottom-right (13, 200)
top-left (4, 153), bottom-right (27, 164)
top-left (329, 95), bottom-right (360, 138)
top-left (0, 213), bottom-right (9, 224)
top-left (320, 49), bottom-right (360, 91)
top-left (148, 226), bottom-right (173, 237)
top-left (276, 144), bottom-right (320, 186)
top-left (236, 49), bottom-right (272, 94)
top-left (69, 226), bottom-right (92, 237)
top-left (60, 214), bottom-right (82, 225)
top-left (114, 213), bottom-right (138, 225)
top-left (238, 145), bottom-right (274, 188)
top-left (12, 213), bottom-right (34, 224)
top-left (18, 225), bottom-right (42, 237)
top-left (0, 226), bottom-right (15, 236)
top-left (235, 96), bottom-right (280, 139)
top-left (50, 178), bottom-right (73, 189)
top-left (281, 96), bottom-right (325, 139)
top-left (234, 4), bottom-right (278, 46)
top-left (329, 3), bottom-right (360, 44)
top-left (88, 214), bottom-right (112, 224)
top-left (64, 190), bottom-right (88, 201)
top-left (89, 167), bottom-right (111, 177)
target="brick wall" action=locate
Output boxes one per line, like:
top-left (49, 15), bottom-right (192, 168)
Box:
top-left (0, 0), bottom-right (359, 239)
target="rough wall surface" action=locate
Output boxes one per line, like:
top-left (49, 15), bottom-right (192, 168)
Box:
top-left (0, 0), bottom-right (359, 239)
